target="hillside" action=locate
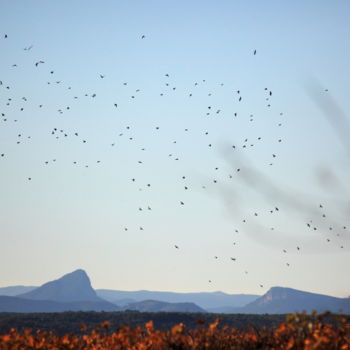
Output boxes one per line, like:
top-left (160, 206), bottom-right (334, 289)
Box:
top-left (19, 269), bottom-right (102, 303)
top-left (236, 287), bottom-right (350, 314)
top-left (0, 286), bottom-right (37, 296)
top-left (96, 289), bottom-right (259, 309)
top-left (122, 300), bottom-right (206, 313)
top-left (0, 295), bottom-right (119, 313)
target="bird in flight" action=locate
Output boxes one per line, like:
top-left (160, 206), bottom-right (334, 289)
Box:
top-left (253, 49), bottom-right (257, 55)
top-left (35, 60), bottom-right (44, 66)
top-left (141, 35), bottom-right (145, 39)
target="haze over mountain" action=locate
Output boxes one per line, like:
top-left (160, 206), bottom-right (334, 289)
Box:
top-left (0, 295), bottom-right (119, 313)
top-left (0, 270), bottom-right (207, 313)
top-left (0, 286), bottom-right (36, 297)
top-left (121, 300), bottom-right (206, 313)
top-left (18, 270), bottom-right (102, 303)
top-left (0, 270), bottom-right (118, 312)
top-left (222, 287), bottom-right (350, 314)
top-left (2, 270), bottom-right (350, 314)
top-left (96, 289), bottom-right (259, 309)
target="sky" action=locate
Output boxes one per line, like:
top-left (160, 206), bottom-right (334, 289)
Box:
top-left (0, 0), bottom-right (350, 298)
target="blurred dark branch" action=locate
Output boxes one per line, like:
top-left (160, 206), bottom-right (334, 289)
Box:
top-left (306, 78), bottom-right (350, 153)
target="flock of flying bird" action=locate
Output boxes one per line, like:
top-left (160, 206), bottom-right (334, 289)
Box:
top-left (1, 32), bottom-right (348, 290)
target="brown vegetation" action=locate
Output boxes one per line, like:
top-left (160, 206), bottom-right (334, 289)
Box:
top-left (0, 313), bottom-right (349, 349)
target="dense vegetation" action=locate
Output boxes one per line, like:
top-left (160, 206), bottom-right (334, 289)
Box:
top-left (0, 313), bottom-right (349, 349)
top-left (0, 311), bottom-right (286, 335)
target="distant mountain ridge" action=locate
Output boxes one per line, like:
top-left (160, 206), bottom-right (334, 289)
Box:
top-left (122, 300), bottom-right (206, 313)
top-left (0, 295), bottom-right (119, 313)
top-left (0, 286), bottom-right (36, 296)
top-left (96, 289), bottom-right (259, 309)
top-left (18, 269), bottom-right (101, 302)
top-left (0, 284), bottom-right (258, 311)
top-left (2, 270), bottom-right (350, 314)
top-left (0, 270), bottom-right (118, 312)
top-left (0, 270), bottom-right (208, 313)
top-left (228, 287), bottom-right (350, 314)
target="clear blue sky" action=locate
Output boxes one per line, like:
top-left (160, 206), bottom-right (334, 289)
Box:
top-left (0, 0), bottom-right (350, 297)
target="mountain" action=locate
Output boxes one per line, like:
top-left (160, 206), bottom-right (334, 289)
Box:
top-left (0, 295), bottom-right (119, 313)
top-left (206, 306), bottom-right (244, 313)
top-left (111, 298), bottom-right (136, 306)
top-left (19, 269), bottom-right (102, 303)
top-left (96, 289), bottom-right (259, 310)
top-left (122, 300), bottom-right (206, 313)
top-left (1, 278), bottom-right (259, 311)
top-left (234, 287), bottom-right (350, 314)
top-left (6, 271), bottom-right (350, 314)
top-left (1, 270), bottom-right (119, 312)
top-left (0, 286), bottom-right (37, 296)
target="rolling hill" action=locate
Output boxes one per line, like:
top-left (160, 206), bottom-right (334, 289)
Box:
top-left (0, 286), bottom-right (37, 296)
top-left (96, 289), bottom-right (259, 310)
top-left (0, 295), bottom-right (119, 312)
top-left (233, 287), bottom-right (350, 314)
top-left (2, 270), bottom-right (350, 314)
top-left (122, 299), bottom-right (206, 313)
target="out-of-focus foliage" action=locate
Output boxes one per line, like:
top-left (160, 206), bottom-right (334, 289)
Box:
top-left (0, 311), bottom-right (286, 335)
top-left (0, 313), bottom-right (349, 349)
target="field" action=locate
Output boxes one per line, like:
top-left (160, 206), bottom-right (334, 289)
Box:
top-left (0, 313), bottom-right (349, 349)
